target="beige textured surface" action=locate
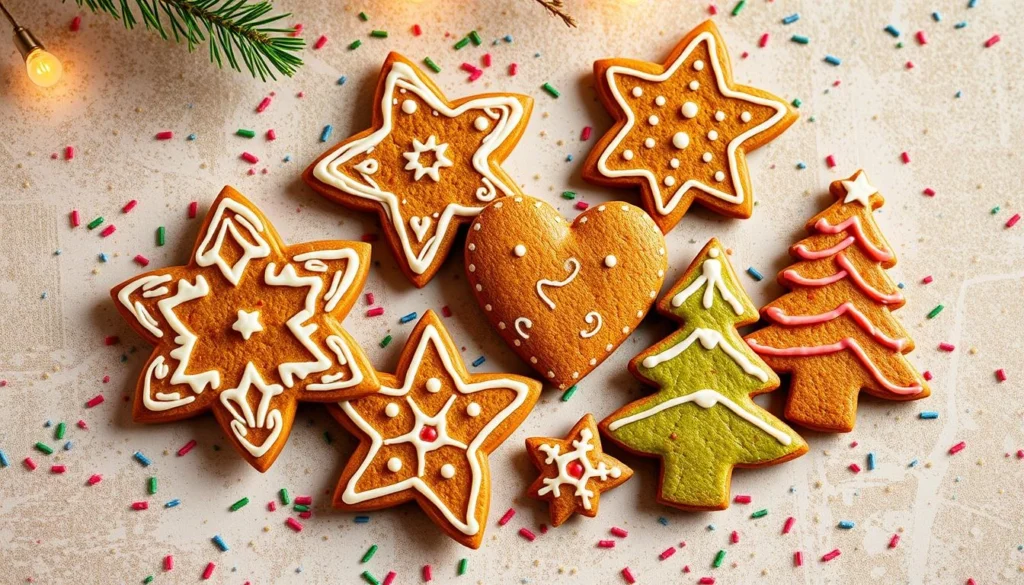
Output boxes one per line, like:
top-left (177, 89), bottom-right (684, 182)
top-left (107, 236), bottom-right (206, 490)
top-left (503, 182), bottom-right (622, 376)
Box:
top-left (1, 1), bottom-right (1022, 583)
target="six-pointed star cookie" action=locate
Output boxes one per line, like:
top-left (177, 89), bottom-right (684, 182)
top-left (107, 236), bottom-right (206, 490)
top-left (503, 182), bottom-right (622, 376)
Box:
top-left (110, 187), bottom-right (379, 472)
top-left (304, 52), bottom-right (533, 288)
top-left (583, 20), bottom-right (798, 233)
top-left (330, 311), bottom-right (541, 549)
top-left (526, 414), bottom-right (632, 527)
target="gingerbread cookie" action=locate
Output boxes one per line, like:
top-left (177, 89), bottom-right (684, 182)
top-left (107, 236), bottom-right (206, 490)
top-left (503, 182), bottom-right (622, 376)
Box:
top-left (304, 52), bottom-right (533, 288)
top-left (330, 311), bottom-right (541, 549)
top-left (744, 171), bottom-right (930, 433)
top-left (464, 195), bottom-right (667, 389)
top-left (526, 414), bottom-right (632, 526)
top-left (583, 20), bottom-right (798, 233)
top-left (111, 187), bottom-right (379, 472)
top-left (600, 239), bottom-right (807, 510)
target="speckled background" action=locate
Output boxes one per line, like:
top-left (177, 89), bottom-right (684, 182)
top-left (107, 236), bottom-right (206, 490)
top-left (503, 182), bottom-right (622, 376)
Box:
top-left (1, 1), bottom-right (1022, 583)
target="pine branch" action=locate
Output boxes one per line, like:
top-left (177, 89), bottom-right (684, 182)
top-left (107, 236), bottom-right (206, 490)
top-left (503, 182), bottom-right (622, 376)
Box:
top-left (67, 0), bottom-right (304, 81)
top-left (529, 0), bottom-right (577, 28)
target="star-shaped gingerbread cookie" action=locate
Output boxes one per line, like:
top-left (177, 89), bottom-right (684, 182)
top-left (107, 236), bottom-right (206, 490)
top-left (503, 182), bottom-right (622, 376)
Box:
top-left (583, 20), bottom-right (798, 233)
top-left (526, 414), bottom-right (632, 526)
top-left (330, 311), bottom-right (541, 548)
top-left (111, 187), bottom-right (379, 472)
top-left (304, 52), bottom-right (533, 287)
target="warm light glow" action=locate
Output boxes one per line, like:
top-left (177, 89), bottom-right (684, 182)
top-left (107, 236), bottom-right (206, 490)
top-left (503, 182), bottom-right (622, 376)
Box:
top-left (25, 48), bottom-right (62, 88)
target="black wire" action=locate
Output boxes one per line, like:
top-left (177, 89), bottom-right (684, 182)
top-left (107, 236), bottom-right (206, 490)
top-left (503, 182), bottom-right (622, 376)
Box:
top-left (0, 0), bottom-right (21, 29)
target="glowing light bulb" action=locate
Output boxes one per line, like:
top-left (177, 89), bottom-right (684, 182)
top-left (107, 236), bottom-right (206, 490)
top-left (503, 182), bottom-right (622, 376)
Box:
top-left (25, 48), bottom-right (62, 88)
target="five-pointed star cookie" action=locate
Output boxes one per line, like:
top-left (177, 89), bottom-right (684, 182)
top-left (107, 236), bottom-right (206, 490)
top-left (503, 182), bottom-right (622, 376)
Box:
top-left (304, 52), bottom-right (533, 288)
top-left (525, 414), bottom-right (632, 527)
top-left (583, 20), bottom-right (798, 233)
top-left (111, 187), bottom-right (379, 472)
top-left (330, 311), bottom-right (541, 549)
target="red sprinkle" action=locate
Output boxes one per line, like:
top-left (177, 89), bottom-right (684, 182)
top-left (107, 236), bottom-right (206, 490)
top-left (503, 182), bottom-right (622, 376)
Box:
top-left (659, 547), bottom-right (675, 560)
top-left (164, 555), bottom-right (173, 571)
top-left (286, 517), bottom-right (303, 532)
top-left (730, 530), bottom-right (739, 544)
top-left (460, 63), bottom-right (478, 74)
top-left (575, 201), bottom-right (590, 210)
top-left (733, 494), bottom-right (751, 504)
top-left (915, 30), bottom-right (928, 45)
top-left (51, 465), bottom-right (66, 474)
top-left (923, 187), bottom-right (936, 196)
top-left (134, 254), bottom-right (150, 267)
top-left (539, 523), bottom-right (548, 534)
top-left (155, 131), bottom-right (174, 141)
top-left (922, 275), bottom-right (934, 284)
top-left (266, 129), bottom-right (277, 141)
top-left (850, 440), bottom-right (859, 448)
top-left (65, 146), bottom-right (75, 160)
top-left (1016, 450), bottom-right (1024, 459)
top-left (906, 61), bottom-right (915, 69)
top-left (849, 463), bottom-right (861, 473)
top-left (70, 16), bottom-right (81, 31)
top-left (996, 368), bottom-right (1007, 382)
top-left (821, 549), bottom-right (841, 562)
top-left (441, 305), bottom-right (452, 317)
top-left (508, 63), bottom-right (519, 76)
top-left (581, 126), bottom-right (592, 141)
top-left (783, 516), bottom-right (796, 534)
top-left (794, 551), bottom-right (803, 566)
top-left (70, 210), bottom-right (81, 227)
top-left (698, 578), bottom-right (715, 585)
top-left (202, 562), bottom-right (215, 580)
top-left (299, 510), bottom-right (312, 519)
top-left (76, 420), bottom-right (88, 430)
top-left (598, 540), bottom-right (615, 548)
top-left (708, 4), bottom-right (718, 15)
top-left (683, 565), bottom-right (691, 573)
top-left (482, 53), bottom-right (492, 68)
top-left (826, 154), bottom-right (837, 168)
top-left (295, 496), bottom-right (313, 505)
top-left (1006, 213), bottom-right (1021, 228)
top-left (86, 394), bottom-right (105, 408)
top-left (365, 293), bottom-right (375, 305)
top-left (759, 33), bottom-right (769, 48)
top-left (900, 151), bottom-right (911, 164)
top-left (498, 508), bottom-right (516, 526)
top-left (314, 35), bottom-right (328, 50)
top-left (241, 152), bottom-right (259, 164)
top-left (291, 24), bottom-right (303, 37)
top-left (610, 526), bottom-right (628, 538)
top-left (100, 225), bottom-right (116, 238)
top-left (621, 567), bottom-right (636, 584)
top-left (267, 501), bottom-right (277, 512)
top-left (382, 571), bottom-right (396, 585)
top-left (412, 24), bottom-right (422, 36)
top-left (24, 457), bottom-right (37, 471)
top-left (422, 565), bottom-right (433, 582)
top-left (948, 441), bottom-right (966, 455)
top-left (984, 34), bottom-right (1001, 48)
top-left (923, 370), bottom-right (934, 381)
top-left (888, 534), bottom-right (900, 548)
top-left (131, 501), bottom-right (149, 511)
top-left (87, 474), bottom-right (102, 485)
top-left (518, 527), bottom-right (537, 541)
top-left (177, 440), bottom-right (197, 456)
top-left (938, 342), bottom-right (956, 352)
top-left (104, 335), bottom-right (119, 345)
top-left (361, 233), bottom-right (379, 242)
top-left (188, 201), bottom-right (198, 218)
top-left (967, 579), bottom-right (977, 585)
top-left (468, 70), bottom-right (483, 82)
top-left (256, 96), bottom-right (272, 113)
top-left (366, 307), bottom-right (384, 317)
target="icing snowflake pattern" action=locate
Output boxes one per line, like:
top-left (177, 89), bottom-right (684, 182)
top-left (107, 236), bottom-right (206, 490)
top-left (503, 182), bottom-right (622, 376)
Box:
top-left (536, 427), bottom-right (621, 510)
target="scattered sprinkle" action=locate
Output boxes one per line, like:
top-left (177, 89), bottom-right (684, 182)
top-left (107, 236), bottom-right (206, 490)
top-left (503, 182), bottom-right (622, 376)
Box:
top-left (230, 497), bottom-right (249, 512)
top-left (948, 441), bottom-right (966, 455)
top-left (746, 267), bottom-right (764, 281)
top-left (560, 385), bottom-right (578, 401)
top-left (750, 509), bottom-right (768, 519)
top-left (919, 411), bottom-right (939, 419)
top-left (399, 312), bottom-right (418, 324)
top-left (499, 508), bottom-right (516, 526)
top-left (838, 520), bottom-right (855, 529)
top-left (541, 82), bottom-right (560, 98)
top-left (133, 451), bottom-right (151, 466)
top-left (423, 57), bottom-right (441, 73)
top-left (782, 13), bottom-right (800, 25)
top-left (791, 35), bottom-right (810, 45)
top-left (821, 549), bottom-right (841, 562)
top-left (212, 535), bottom-right (229, 551)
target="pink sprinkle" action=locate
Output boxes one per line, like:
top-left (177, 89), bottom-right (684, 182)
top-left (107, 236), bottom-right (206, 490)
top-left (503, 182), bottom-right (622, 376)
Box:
top-left (498, 508), bottom-right (516, 526)
top-left (177, 440), bottom-right (197, 456)
top-left (783, 516), bottom-right (796, 534)
top-left (923, 370), bottom-right (934, 381)
top-left (1006, 213), bottom-right (1021, 228)
top-left (70, 16), bottom-right (81, 31)
top-left (460, 63), bottom-right (478, 73)
top-left (509, 63), bottom-right (518, 76)
top-left (382, 571), bottom-right (396, 585)
top-left (518, 527), bottom-right (536, 541)
top-left (916, 31), bottom-right (928, 45)
top-left (155, 131), bottom-right (174, 141)
top-left (938, 342), bottom-right (956, 352)
top-left (86, 394), bottom-right (105, 408)
top-left (202, 562), bottom-right (215, 580)
top-left (70, 210), bottom-right (81, 227)
top-left (581, 126), bottom-right (592, 141)
top-left (412, 24), bottom-right (422, 36)
top-left (1016, 450), bottom-right (1023, 459)
top-left (984, 34), bottom-right (1001, 48)
top-left (24, 457), bottom-right (37, 471)
top-left (65, 146), bottom-right (75, 160)
top-left (188, 201), bottom-right (198, 218)
top-left (833, 79), bottom-right (842, 87)
top-left (922, 275), bottom-right (934, 284)
top-left (291, 24), bottom-right (303, 37)
top-left (888, 534), bottom-right (900, 548)
top-left (365, 293), bottom-right (375, 305)
top-left (268, 501), bottom-right (277, 512)
top-left (598, 540), bottom-right (615, 548)
top-left (422, 565), bottom-right (433, 582)
top-left (730, 530), bottom-right (739, 544)
top-left (367, 307), bottom-right (384, 317)
top-left (759, 33), bottom-right (769, 48)
top-left (850, 441), bottom-right (859, 448)
top-left (996, 368), bottom-right (1007, 382)
top-left (295, 496), bottom-right (313, 505)
top-left (286, 517), bottom-right (303, 532)
top-left (164, 555), bottom-right (173, 571)
top-left (610, 526), bottom-right (628, 538)
top-left (967, 579), bottom-right (977, 585)
top-left (241, 152), bottom-right (259, 164)
top-left (900, 151), bottom-right (911, 164)
top-left (948, 441), bottom-right (966, 455)
top-left (468, 70), bottom-right (484, 82)
top-left (299, 510), bottom-right (312, 519)
top-left (794, 551), bottom-right (803, 566)
top-left (77, 420), bottom-right (88, 430)
top-left (849, 463), bottom-right (861, 473)
top-left (575, 201), bottom-right (590, 210)
top-left (131, 501), bottom-right (149, 511)
top-left (683, 565), bottom-right (691, 573)
top-left (905, 61), bottom-right (915, 69)
top-left (87, 474), bottom-right (102, 485)
top-left (923, 187), bottom-right (936, 196)
top-left (826, 154), bottom-right (836, 168)
top-left (659, 547), bottom-right (675, 560)
top-left (621, 567), bottom-right (636, 584)
top-left (102, 375), bottom-right (110, 383)
top-left (134, 254), bottom-right (150, 267)
top-left (51, 465), bottom-right (66, 474)
top-left (698, 578), bottom-right (715, 585)
top-left (733, 494), bottom-right (751, 504)
top-left (100, 225), bottom-right (116, 238)
top-left (314, 35), bottom-right (328, 50)
top-left (256, 96), bottom-right (272, 113)
top-left (821, 549), bottom-right (841, 562)
top-left (266, 129), bottom-right (277, 141)
top-left (482, 53), bottom-right (492, 68)
top-left (104, 335), bottom-right (119, 345)
top-left (441, 305), bottom-right (452, 318)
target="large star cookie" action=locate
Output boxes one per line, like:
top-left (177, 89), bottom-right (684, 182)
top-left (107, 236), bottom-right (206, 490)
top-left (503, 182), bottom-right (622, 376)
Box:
top-left (304, 52), bottom-right (533, 287)
top-left (111, 187), bottom-right (379, 472)
top-left (583, 20), bottom-right (798, 233)
top-left (526, 414), bottom-right (632, 526)
top-left (330, 311), bottom-right (541, 549)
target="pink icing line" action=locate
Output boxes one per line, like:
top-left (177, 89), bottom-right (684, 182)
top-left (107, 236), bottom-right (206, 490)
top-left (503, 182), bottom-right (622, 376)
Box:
top-left (746, 337), bottom-right (923, 395)
top-left (765, 303), bottom-right (908, 352)
top-left (793, 236), bottom-right (854, 260)
top-left (813, 216), bottom-right (893, 262)
top-left (783, 253), bottom-right (904, 305)
top-left (782, 268), bottom-right (846, 287)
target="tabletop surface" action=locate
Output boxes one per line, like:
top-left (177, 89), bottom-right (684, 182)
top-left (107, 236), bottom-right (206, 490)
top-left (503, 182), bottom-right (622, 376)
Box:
top-left (1, 1), bottom-right (1022, 583)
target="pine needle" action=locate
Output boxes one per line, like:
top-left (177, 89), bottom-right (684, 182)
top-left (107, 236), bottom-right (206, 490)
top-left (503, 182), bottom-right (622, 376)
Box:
top-left (68, 0), bottom-right (304, 80)
top-left (529, 0), bottom-right (577, 28)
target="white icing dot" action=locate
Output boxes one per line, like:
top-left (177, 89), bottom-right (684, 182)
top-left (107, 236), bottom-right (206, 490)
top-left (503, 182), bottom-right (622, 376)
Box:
top-left (631, 86), bottom-right (643, 97)
top-left (473, 223), bottom-right (481, 231)
top-left (709, 248), bottom-right (720, 258)
top-left (707, 130), bottom-right (719, 141)
top-left (681, 102), bottom-right (699, 119)
top-left (664, 176), bottom-right (676, 187)
top-left (714, 171), bottom-right (726, 182)
top-left (610, 467), bottom-right (622, 479)
top-left (440, 464), bottom-right (456, 479)
top-left (514, 244), bottom-right (527, 257)
top-left (468, 264), bottom-right (475, 272)
top-left (387, 457), bottom-right (402, 472)
top-left (547, 371), bottom-right (555, 379)
top-left (672, 132), bottom-right (690, 149)
top-left (693, 59), bottom-right (704, 71)
top-left (589, 358), bottom-right (597, 366)
top-left (425, 378), bottom-right (442, 393)
top-left (466, 402), bottom-right (481, 417)
top-left (702, 152), bottom-right (713, 163)
top-left (670, 158), bottom-right (680, 169)
top-left (401, 100), bottom-right (417, 114)
top-left (384, 403), bottom-right (400, 418)
top-left (648, 115), bottom-right (659, 126)
top-left (643, 137), bottom-right (656, 149)
top-left (741, 111), bottom-right (752, 123)
top-left (468, 243), bottom-right (476, 252)
top-left (689, 80), bottom-right (700, 90)
top-left (598, 205), bottom-right (606, 211)
top-left (473, 116), bottom-right (489, 131)
top-left (475, 284), bottom-right (483, 291)
top-left (655, 96), bottom-right (666, 106)
top-left (605, 343), bottom-right (614, 351)
top-left (604, 255), bottom-right (617, 268)
top-left (714, 110), bottom-right (726, 122)
top-left (636, 310), bottom-right (643, 318)
top-left (622, 149), bottom-right (634, 161)
top-left (485, 304), bottom-right (492, 311)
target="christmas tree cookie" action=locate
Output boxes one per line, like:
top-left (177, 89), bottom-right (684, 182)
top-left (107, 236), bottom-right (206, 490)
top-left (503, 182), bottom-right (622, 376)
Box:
top-left (744, 170), bottom-right (929, 432)
top-left (600, 239), bottom-right (807, 510)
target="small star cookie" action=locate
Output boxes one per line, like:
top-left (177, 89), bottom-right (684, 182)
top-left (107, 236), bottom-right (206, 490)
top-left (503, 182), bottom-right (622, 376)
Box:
top-left (583, 20), bottom-right (798, 233)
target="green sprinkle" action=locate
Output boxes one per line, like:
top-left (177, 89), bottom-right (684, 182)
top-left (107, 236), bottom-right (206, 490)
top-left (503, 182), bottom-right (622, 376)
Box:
top-left (457, 558), bottom-right (468, 576)
top-left (751, 508), bottom-right (768, 519)
top-left (294, 504), bottom-right (310, 512)
top-left (87, 216), bottom-right (104, 230)
top-left (55, 422), bottom-right (66, 440)
top-left (713, 549), bottom-right (726, 568)
top-left (560, 385), bottom-right (578, 402)
top-left (896, 41), bottom-right (904, 49)
top-left (230, 497), bottom-right (250, 511)
top-left (361, 571), bottom-right (380, 585)
top-left (927, 305), bottom-right (944, 319)
top-left (349, 39), bottom-right (363, 50)
top-left (279, 488), bottom-right (290, 505)
top-left (358, 11), bottom-right (369, 21)
top-left (380, 335), bottom-right (393, 348)
top-left (731, 0), bottom-right (746, 16)
top-left (541, 83), bottom-right (561, 98)
top-left (157, 226), bottom-right (166, 247)
top-left (423, 57), bottom-right (441, 73)
top-left (454, 36), bottom-right (470, 50)
top-left (361, 544), bottom-right (378, 563)
top-left (143, 576), bottom-right (154, 584)
top-left (370, 30), bottom-right (388, 38)
top-left (469, 30), bottom-right (482, 46)
top-left (148, 476), bottom-right (158, 495)
top-left (35, 442), bottom-right (53, 455)
top-left (791, 98), bottom-right (803, 108)
top-left (991, 206), bottom-right (1001, 214)
top-left (791, 34), bottom-right (810, 45)
top-left (236, 128), bottom-right (255, 138)
top-left (560, 191), bottom-right (576, 200)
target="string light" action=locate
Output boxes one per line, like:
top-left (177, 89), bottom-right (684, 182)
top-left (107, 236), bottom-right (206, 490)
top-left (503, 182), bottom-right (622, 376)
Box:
top-left (1, 0), bottom-right (63, 87)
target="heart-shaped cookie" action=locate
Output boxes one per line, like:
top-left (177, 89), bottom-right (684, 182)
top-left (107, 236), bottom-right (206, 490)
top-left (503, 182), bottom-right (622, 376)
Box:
top-left (465, 196), bottom-right (667, 389)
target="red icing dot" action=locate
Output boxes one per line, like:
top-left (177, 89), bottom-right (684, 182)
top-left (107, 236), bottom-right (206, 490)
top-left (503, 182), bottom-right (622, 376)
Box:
top-left (419, 426), bottom-right (438, 442)
top-left (567, 461), bottom-right (585, 479)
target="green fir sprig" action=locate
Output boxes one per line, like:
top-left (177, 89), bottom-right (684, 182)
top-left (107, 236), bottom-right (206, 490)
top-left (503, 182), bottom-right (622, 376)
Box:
top-left (68, 0), bottom-right (304, 80)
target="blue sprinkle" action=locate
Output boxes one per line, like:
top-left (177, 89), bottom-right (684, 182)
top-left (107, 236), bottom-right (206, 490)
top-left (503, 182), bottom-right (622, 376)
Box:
top-left (399, 312), bottom-right (418, 324)
top-left (838, 520), bottom-right (855, 529)
top-left (657, 516), bottom-right (669, 526)
top-left (44, 420), bottom-right (52, 427)
top-left (354, 515), bottom-right (371, 523)
top-left (955, 21), bottom-right (967, 29)
top-left (968, 0), bottom-right (977, 7)
top-left (133, 451), bottom-right (152, 467)
top-left (504, 35), bottom-right (513, 43)
top-left (337, 76), bottom-right (348, 85)
top-left (884, 25), bottom-right (901, 38)
top-left (472, 356), bottom-right (486, 367)
top-left (54, 249), bottom-right (62, 256)
top-left (165, 499), bottom-right (181, 508)
top-left (824, 55), bottom-right (842, 66)
top-left (284, 155), bottom-right (292, 162)
top-left (0, 449), bottom-right (9, 467)
top-left (296, 567), bottom-right (303, 573)
top-left (706, 524), bottom-right (716, 531)
top-left (908, 459), bottom-right (919, 467)
top-left (782, 13), bottom-right (800, 25)
top-left (897, 282), bottom-right (905, 289)
top-left (320, 124), bottom-right (334, 142)
top-left (534, 52), bottom-right (541, 58)
top-left (746, 267), bottom-right (764, 281)
top-left (187, 133), bottom-right (197, 141)
top-left (789, 486), bottom-right (797, 493)
top-left (40, 292), bottom-right (48, 300)
top-left (867, 452), bottom-right (876, 471)
top-left (212, 535), bottom-right (229, 552)
top-left (98, 253), bottom-right (109, 262)
top-left (796, 161), bottom-right (807, 169)
top-left (63, 441), bottom-right (73, 451)
top-left (919, 411), bottom-right (939, 419)
top-left (932, 11), bottom-right (942, 22)
top-left (565, 154), bottom-right (573, 162)
top-left (955, 90), bottom-right (963, 98)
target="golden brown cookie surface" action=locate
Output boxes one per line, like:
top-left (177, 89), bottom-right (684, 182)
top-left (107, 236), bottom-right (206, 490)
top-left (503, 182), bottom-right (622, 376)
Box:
top-left (583, 20), bottom-right (797, 233)
top-left (111, 186), bottom-right (379, 472)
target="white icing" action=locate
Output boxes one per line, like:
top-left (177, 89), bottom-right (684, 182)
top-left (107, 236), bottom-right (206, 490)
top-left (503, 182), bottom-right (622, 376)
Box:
top-left (141, 356), bottom-right (195, 411)
top-left (159, 276), bottom-right (220, 394)
top-left (672, 132), bottom-right (690, 149)
top-left (655, 96), bottom-right (666, 106)
top-left (580, 311), bottom-right (603, 339)
top-left (671, 250), bottom-right (743, 313)
top-left (514, 317), bottom-right (533, 339)
top-left (194, 197), bottom-right (271, 286)
top-left (708, 130), bottom-right (719, 140)
top-left (689, 80), bottom-right (700, 90)
top-left (514, 244), bottom-right (527, 257)
top-left (536, 258), bottom-right (581, 310)
top-left (702, 152), bottom-right (713, 163)
top-left (232, 309), bottom-right (263, 340)
top-left (670, 158), bottom-right (680, 169)
top-left (664, 177), bottom-right (676, 187)
top-left (536, 428), bottom-right (619, 510)
top-left (402, 135), bottom-right (453, 182)
top-left (426, 377), bottom-right (442, 393)
top-left (714, 171), bottom-right (725, 182)
top-left (740, 111), bottom-right (752, 122)
top-left (714, 110), bottom-right (725, 122)
top-left (410, 216), bottom-right (432, 242)
top-left (473, 116), bottom-right (489, 131)
top-left (648, 115), bottom-right (659, 126)
top-left (401, 99), bottom-right (417, 114)
top-left (440, 464), bottom-right (456, 479)
top-left (385, 402), bottom-right (400, 417)
top-left (388, 457), bottom-right (403, 472)
top-left (219, 363), bottom-right (286, 457)
top-left (623, 150), bottom-right (634, 161)
top-left (693, 59), bottom-right (704, 71)
top-left (644, 137), bottom-right (656, 148)
top-left (466, 402), bottom-right (481, 417)
top-left (117, 274), bottom-right (173, 338)
top-left (841, 172), bottom-right (878, 207)
top-left (641, 328), bottom-right (768, 382)
top-left (604, 255), bottom-right (617, 268)
top-left (631, 87), bottom-right (643, 97)
top-left (681, 102), bottom-right (699, 118)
